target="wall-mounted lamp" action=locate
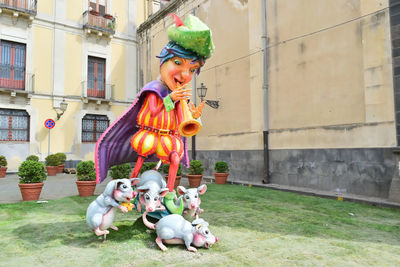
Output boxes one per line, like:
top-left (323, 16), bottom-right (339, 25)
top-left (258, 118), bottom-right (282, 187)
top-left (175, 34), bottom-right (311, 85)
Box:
top-left (54, 99), bottom-right (68, 120)
top-left (197, 83), bottom-right (219, 109)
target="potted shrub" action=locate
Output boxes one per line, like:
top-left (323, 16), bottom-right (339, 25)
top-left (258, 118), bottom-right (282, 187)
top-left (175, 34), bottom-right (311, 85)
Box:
top-left (110, 163), bottom-right (132, 179)
top-left (214, 161), bottom-right (229, 184)
top-left (187, 160), bottom-right (204, 188)
top-left (138, 162), bottom-right (158, 175)
top-left (26, 155), bottom-right (39, 162)
top-left (162, 163), bottom-right (182, 189)
top-left (76, 160), bottom-right (96, 197)
top-left (45, 154), bottom-right (60, 176)
top-left (0, 156), bottom-right (7, 178)
top-left (107, 21), bottom-right (116, 30)
top-left (55, 153), bottom-right (66, 173)
top-left (18, 160), bottom-right (47, 201)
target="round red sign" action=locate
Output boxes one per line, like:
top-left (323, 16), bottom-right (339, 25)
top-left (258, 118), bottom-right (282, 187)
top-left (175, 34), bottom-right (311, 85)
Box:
top-left (44, 119), bottom-right (55, 129)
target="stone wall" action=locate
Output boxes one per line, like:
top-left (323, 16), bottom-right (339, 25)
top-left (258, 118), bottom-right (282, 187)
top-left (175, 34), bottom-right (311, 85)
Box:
top-left (194, 148), bottom-right (396, 199)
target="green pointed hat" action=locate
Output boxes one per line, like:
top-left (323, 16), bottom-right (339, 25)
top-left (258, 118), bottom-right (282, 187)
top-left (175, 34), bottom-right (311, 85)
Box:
top-left (167, 13), bottom-right (214, 58)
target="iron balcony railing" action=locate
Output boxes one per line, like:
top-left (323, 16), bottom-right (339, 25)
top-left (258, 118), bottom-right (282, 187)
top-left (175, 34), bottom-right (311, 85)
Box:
top-left (0, 0), bottom-right (37, 15)
top-left (82, 10), bottom-right (115, 36)
top-left (81, 81), bottom-right (113, 100)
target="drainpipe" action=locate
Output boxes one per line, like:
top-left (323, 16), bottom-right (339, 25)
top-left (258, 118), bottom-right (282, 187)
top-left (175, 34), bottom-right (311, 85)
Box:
top-left (192, 7), bottom-right (198, 160)
top-left (261, 0), bottom-right (270, 184)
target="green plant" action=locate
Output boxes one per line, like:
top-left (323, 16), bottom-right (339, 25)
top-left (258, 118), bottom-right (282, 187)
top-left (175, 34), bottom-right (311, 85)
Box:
top-left (18, 160), bottom-right (47, 184)
top-left (107, 21), bottom-right (116, 30)
top-left (162, 163), bottom-right (182, 176)
top-left (139, 162), bottom-right (158, 175)
top-left (55, 153), bottom-right (66, 164)
top-left (188, 160), bottom-right (204, 175)
top-left (45, 154), bottom-right (61, 166)
top-left (26, 155), bottom-right (39, 162)
top-left (76, 160), bottom-right (96, 181)
top-left (214, 161), bottom-right (229, 173)
top-left (0, 156), bottom-right (7, 167)
top-left (110, 163), bottom-right (132, 179)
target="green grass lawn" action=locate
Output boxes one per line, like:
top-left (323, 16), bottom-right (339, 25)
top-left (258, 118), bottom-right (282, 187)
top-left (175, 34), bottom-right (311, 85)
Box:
top-left (0, 184), bottom-right (400, 266)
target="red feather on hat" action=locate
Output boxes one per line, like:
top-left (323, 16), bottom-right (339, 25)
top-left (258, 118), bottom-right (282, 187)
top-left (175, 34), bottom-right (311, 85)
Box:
top-left (168, 13), bottom-right (185, 27)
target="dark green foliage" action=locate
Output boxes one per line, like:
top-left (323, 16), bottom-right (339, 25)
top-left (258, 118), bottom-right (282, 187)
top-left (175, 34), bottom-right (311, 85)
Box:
top-left (162, 163), bottom-right (182, 176)
top-left (110, 163), bottom-right (132, 179)
top-left (0, 155), bottom-right (7, 167)
top-left (76, 160), bottom-right (96, 181)
top-left (26, 155), bottom-right (39, 162)
top-left (188, 160), bottom-right (204, 175)
top-left (45, 154), bottom-right (61, 166)
top-left (18, 160), bottom-right (47, 184)
top-left (139, 162), bottom-right (158, 175)
top-left (214, 161), bottom-right (229, 173)
top-left (55, 153), bottom-right (67, 164)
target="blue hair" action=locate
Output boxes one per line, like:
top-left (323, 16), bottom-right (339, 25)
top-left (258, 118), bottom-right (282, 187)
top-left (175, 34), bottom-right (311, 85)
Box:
top-left (157, 41), bottom-right (205, 75)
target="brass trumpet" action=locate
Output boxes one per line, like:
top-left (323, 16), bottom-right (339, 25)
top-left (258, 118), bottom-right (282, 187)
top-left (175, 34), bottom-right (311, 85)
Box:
top-left (173, 84), bottom-right (201, 137)
top-left (178, 99), bottom-right (201, 137)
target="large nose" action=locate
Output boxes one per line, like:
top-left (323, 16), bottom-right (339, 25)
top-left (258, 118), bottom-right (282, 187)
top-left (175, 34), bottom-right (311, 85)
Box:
top-left (190, 203), bottom-right (196, 209)
top-left (181, 69), bottom-right (192, 82)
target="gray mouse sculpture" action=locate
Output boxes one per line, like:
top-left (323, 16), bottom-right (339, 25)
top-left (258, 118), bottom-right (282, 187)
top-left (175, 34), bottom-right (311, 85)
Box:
top-left (86, 178), bottom-right (136, 238)
top-left (176, 184), bottom-right (207, 221)
top-left (135, 170), bottom-right (169, 213)
top-left (143, 212), bottom-right (218, 252)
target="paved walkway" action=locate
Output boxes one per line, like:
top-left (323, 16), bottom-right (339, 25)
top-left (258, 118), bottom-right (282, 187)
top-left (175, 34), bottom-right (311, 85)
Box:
top-left (2, 173), bottom-right (400, 208)
top-left (0, 173), bottom-right (191, 204)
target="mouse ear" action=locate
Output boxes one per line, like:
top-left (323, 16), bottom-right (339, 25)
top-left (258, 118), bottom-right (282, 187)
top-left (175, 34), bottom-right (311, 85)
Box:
top-left (192, 218), bottom-right (205, 226)
top-left (130, 178), bottom-right (140, 186)
top-left (177, 186), bottom-right (186, 195)
top-left (159, 188), bottom-right (169, 197)
top-left (104, 180), bottom-right (118, 196)
top-left (197, 184), bottom-right (207, 195)
top-left (137, 185), bottom-right (150, 193)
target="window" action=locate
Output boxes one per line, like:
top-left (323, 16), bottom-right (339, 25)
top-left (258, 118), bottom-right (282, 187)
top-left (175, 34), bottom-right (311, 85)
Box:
top-left (0, 109), bottom-right (29, 141)
top-left (0, 40), bottom-right (26, 90)
top-left (89, 0), bottom-right (106, 16)
top-left (88, 56), bottom-right (105, 98)
top-left (82, 114), bottom-right (109, 142)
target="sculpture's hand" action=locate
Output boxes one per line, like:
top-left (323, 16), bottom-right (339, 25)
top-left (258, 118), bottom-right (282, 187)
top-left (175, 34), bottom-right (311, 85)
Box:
top-left (119, 205), bottom-right (129, 213)
top-left (190, 101), bottom-right (205, 119)
top-left (170, 87), bottom-right (192, 102)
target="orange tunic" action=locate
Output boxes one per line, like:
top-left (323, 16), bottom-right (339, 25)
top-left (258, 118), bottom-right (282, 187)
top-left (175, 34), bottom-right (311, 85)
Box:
top-left (130, 93), bottom-right (184, 163)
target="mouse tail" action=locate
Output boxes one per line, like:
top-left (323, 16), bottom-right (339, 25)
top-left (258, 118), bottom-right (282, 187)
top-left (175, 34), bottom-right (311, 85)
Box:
top-left (142, 211), bottom-right (156, 230)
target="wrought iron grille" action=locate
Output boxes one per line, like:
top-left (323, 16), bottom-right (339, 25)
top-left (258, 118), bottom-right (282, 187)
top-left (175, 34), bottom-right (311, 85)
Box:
top-left (0, 109), bottom-right (29, 141)
top-left (82, 114), bottom-right (109, 142)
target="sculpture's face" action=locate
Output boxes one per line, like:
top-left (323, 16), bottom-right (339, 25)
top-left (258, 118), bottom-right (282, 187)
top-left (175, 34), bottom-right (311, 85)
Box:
top-left (160, 57), bottom-right (200, 91)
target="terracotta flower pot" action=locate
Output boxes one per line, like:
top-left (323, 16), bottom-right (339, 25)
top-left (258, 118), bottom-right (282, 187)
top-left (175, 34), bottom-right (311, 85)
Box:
top-left (187, 174), bottom-right (203, 188)
top-left (104, 14), bottom-right (113, 19)
top-left (76, 180), bottom-right (96, 197)
top-left (57, 164), bottom-right (65, 173)
top-left (0, 167), bottom-right (7, 178)
top-left (19, 182), bottom-right (44, 201)
top-left (46, 166), bottom-right (58, 176)
top-left (165, 175), bottom-right (181, 189)
top-left (214, 172), bottom-right (229, 184)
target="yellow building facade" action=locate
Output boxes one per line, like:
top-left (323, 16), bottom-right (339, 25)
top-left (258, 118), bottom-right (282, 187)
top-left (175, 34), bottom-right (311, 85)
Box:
top-left (0, 0), bottom-right (138, 171)
top-left (136, 0), bottom-right (400, 200)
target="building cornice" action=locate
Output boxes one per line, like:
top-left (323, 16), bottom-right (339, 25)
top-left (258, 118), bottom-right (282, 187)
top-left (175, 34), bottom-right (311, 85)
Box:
top-left (137, 0), bottom-right (188, 35)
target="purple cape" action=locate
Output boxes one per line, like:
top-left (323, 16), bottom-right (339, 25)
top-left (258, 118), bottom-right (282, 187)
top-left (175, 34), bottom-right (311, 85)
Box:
top-left (95, 80), bottom-right (189, 183)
